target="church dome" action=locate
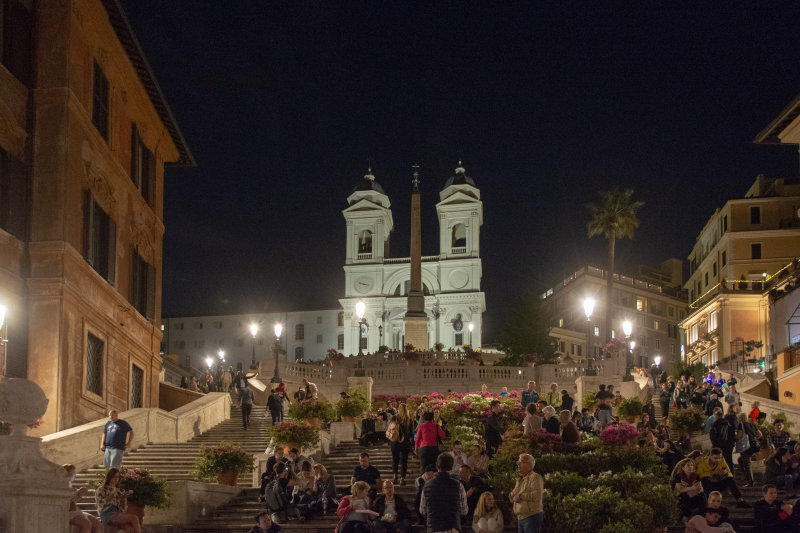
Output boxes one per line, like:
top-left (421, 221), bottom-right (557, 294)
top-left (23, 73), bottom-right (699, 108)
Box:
top-left (352, 169), bottom-right (386, 195)
top-left (443, 162), bottom-right (476, 188)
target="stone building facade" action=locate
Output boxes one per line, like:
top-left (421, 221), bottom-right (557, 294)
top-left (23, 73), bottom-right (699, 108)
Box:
top-left (339, 165), bottom-right (486, 355)
top-left (679, 176), bottom-right (800, 370)
top-left (542, 261), bottom-right (688, 369)
top-left (0, 0), bottom-right (192, 434)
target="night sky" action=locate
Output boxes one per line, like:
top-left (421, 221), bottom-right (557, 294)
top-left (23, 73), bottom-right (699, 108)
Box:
top-left (121, 2), bottom-right (800, 339)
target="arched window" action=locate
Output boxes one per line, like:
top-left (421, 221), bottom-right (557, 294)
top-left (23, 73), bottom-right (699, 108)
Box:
top-left (294, 347), bottom-right (304, 361)
top-left (358, 230), bottom-right (373, 254)
top-left (451, 224), bottom-right (467, 249)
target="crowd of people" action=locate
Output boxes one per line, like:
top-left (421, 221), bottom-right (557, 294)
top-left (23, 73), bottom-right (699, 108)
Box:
top-left (258, 385), bottom-right (545, 532)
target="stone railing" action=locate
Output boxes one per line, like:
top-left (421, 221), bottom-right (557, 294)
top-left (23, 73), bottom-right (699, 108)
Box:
top-left (740, 390), bottom-right (800, 428)
top-left (40, 392), bottom-right (231, 472)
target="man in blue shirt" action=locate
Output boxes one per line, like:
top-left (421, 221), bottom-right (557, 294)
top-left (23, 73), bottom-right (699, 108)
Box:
top-left (100, 409), bottom-right (134, 468)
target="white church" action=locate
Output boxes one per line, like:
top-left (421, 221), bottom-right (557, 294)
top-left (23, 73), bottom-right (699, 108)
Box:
top-left (339, 163), bottom-right (486, 355)
top-left (161, 163), bottom-right (486, 369)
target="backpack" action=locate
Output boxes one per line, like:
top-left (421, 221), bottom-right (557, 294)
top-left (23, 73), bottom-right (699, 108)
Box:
top-left (710, 418), bottom-right (734, 447)
top-left (264, 478), bottom-right (289, 512)
top-left (386, 421), bottom-right (400, 442)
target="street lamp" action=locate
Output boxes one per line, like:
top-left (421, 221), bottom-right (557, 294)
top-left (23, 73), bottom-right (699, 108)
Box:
top-left (583, 297), bottom-right (596, 375)
top-left (378, 325), bottom-right (383, 350)
top-left (630, 340), bottom-right (636, 368)
top-left (622, 320), bottom-right (633, 381)
top-left (249, 324), bottom-right (259, 369)
top-left (272, 323), bottom-right (283, 383)
top-left (468, 323), bottom-right (474, 347)
top-left (355, 301), bottom-right (367, 376)
top-left (205, 356), bottom-right (213, 369)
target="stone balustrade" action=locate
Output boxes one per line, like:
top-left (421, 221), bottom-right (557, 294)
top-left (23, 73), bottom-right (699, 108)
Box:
top-left (40, 392), bottom-right (231, 473)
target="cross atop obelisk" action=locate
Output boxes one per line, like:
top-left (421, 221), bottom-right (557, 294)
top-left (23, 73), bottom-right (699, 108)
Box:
top-left (404, 164), bottom-right (428, 350)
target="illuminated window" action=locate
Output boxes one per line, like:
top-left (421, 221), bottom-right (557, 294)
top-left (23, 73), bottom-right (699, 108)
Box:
top-left (709, 310), bottom-right (718, 331)
top-left (653, 320), bottom-right (660, 330)
top-left (593, 326), bottom-right (600, 336)
top-left (636, 297), bottom-right (647, 312)
top-left (690, 324), bottom-right (698, 343)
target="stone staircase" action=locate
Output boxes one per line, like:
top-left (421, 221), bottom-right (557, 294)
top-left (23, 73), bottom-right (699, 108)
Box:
top-left (73, 405), bottom-right (273, 516)
top-left (650, 394), bottom-right (770, 532)
top-left (184, 439), bottom-right (421, 533)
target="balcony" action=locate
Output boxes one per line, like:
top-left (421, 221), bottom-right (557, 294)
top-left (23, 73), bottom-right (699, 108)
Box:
top-left (451, 246), bottom-right (467, 254)
top-left (356, 253), bottom-right (372, 260)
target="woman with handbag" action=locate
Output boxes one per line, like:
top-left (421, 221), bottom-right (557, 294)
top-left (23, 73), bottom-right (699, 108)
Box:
top-left (390, 403), bottom-right (415, 486)
top-left (95, 468), bottom-right (142, 533)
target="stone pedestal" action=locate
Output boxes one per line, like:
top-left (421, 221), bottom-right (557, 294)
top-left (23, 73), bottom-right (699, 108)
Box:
top-left (346, 376), bottom-right (374, 401)
top-left (403, 316), bottom-right (429, 351)
top-left (0, 378), bottom-right (72, 533)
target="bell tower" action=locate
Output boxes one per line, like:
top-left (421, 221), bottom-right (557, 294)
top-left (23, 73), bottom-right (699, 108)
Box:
top-left (343, 169), bottom-right (393, 268)
top-left (436, 162), bottom-right (482, 259)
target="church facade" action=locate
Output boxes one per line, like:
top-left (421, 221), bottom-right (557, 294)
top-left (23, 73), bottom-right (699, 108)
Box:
top-left (339, 164), bottom-right (486, 355)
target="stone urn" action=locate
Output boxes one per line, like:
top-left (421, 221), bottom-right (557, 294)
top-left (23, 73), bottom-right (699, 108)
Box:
top-left (216, 470), bottom-right (239, 486)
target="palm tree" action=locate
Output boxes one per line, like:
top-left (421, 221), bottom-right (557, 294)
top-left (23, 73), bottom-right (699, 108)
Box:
top-left (587, 188), bottom-right (644, 345)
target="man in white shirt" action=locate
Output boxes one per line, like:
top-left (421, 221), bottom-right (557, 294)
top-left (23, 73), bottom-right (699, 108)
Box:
top-left (448, 440), bottom-right (468, 476)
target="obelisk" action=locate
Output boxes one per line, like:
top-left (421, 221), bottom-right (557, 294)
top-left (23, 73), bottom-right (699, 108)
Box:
top-left (404, 165), bottom-right (428, 350)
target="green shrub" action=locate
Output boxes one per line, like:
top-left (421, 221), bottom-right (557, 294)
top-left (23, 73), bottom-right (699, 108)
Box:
top-left (669, 408), bottom-right (705, 433)
top-left (288, 399), bottom-right (335, 422)
top-left (192, 443), bottom-right (254, 482)
top-left (335, 387), bottom-right (371, 419)
top-left (617, 397), bottom-right (643, 418)
top-left (582, 389), bottom-right (598, 411)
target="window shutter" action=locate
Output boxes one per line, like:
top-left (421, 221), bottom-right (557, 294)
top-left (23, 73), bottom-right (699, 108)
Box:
top-left (107, 217), bottom-right (116, 285)
top-left (146, 146), bottom-right (156, 206)
top-left (130, 123), bottom-right (139, 186)
top-left (82, 189), bottom-right (93, 261)
top-left (146, 262), bottom-right (156, 321)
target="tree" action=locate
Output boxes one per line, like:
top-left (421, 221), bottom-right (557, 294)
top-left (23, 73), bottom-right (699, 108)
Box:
top-left (587, 188), bottom-right (643, 343)
top-left (495, 293), bottom-right (557, 365)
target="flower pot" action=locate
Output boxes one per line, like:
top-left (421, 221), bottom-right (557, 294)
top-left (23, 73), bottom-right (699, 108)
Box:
top-left (282, 442), bottom-right (300, 453)
top-left (306, 417), bottom-right (321, 428)
top-left (126, 502), bottom-right (144, 525)
top-left (216, 470), bottom-right (239, 486)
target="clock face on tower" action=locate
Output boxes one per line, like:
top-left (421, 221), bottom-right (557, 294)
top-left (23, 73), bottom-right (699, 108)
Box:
top-left (354, 276), bottom-right (374, 294)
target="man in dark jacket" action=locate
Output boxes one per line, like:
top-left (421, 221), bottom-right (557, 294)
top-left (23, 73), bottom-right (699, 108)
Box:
top-left (484, 400), bottom-right (504, 458)
top-left (266, 389), bottom-right (282, 425)
top-left (457, 464), bottom-right (487, 517)
top-left (420, 454), bottom-right (467, 533)
top-left (560, 390), bottom-right (574, 413)
top-left (413, 465), bottom-right (436, 526)
top-left (372, 480), bottom-right (411, 533)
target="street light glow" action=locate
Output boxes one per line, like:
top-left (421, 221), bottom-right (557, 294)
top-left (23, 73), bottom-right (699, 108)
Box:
top-left (355, 300), bottom-right (366, 320)
top-left (630, 341), bottom-right (636, 351)
top-left (583, 297), bottom-right (595, 319)
top-left (654, 356), bottom-right (661, 366)
top-left (205, 356), bottom-right (213, 368)
top-left (218, 350), bottom-right (225, 359)
top-left (249, 324), bottom-right (258, 337)
top-left (0, 304), bottom-right (6, 329)
top-left (622, 320), bottom-right (632, 337)
top-left (274, 323), bottom-right (283, 338)
top-left (468, 323), bottom-right (474, 332)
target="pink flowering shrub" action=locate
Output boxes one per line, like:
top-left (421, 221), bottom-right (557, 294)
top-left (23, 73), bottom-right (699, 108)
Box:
top-left (599, 422), bottom-right (640, 446)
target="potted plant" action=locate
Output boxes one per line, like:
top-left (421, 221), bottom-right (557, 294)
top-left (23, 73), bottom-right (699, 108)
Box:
top-left (670, 408), bottom-right (705, 440)
top-left (599, 422), bottom-right (640, 446)
top-left (192, 443), bottom-right (254, 486)
top-left (335, 388), bottom-right (371, 421)
top-left (288, 398), bottom-right (334, 427)
top-left (271, 421), bottom-right (320, 452)
top-left (117, 467), bottom-right (171, 521)
top-left (434, 342), bottom-right (445, 352)
top-left (617, 397), bottom-right (643, 423)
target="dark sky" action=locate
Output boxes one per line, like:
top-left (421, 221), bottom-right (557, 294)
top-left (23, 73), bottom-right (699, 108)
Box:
top-left (121, 2), bottom-right (800, 339)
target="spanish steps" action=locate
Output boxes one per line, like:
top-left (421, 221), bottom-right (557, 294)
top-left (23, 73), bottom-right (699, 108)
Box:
top-left (67, 394), bottom-right (776, 532)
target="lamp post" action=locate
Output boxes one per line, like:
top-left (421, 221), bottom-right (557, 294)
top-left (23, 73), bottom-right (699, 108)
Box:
top-left (630, 340), bottom-right (636, 369)
top-left (622, 320), bottom-right (633, 381)
top-left (355, 301), bottom-right (367, 375)
top-left (272, 323), bottom-right (283, 383)
top-left (378, 325), bottom-right (383, 350)
top-left (583, 297), bottom-right (595, 375)
top-left (249, 324), bottom-right (258, 369)
top-left (468, 323), bottom-right (474, 347)
top-left (205, 356), bottom-right (213, 370)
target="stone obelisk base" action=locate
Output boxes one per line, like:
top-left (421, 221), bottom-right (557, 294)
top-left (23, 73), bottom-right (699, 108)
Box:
top-left (403, 316), bottom-right (429, 351)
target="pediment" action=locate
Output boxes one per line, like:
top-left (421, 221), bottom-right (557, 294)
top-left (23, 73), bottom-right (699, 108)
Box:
top-left (343, 198), bottom-right (389, 214)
